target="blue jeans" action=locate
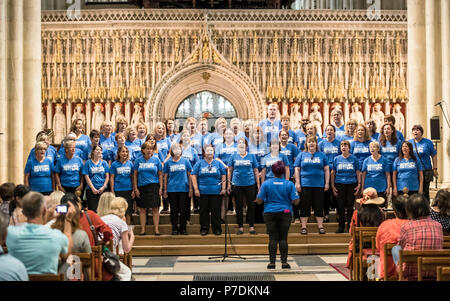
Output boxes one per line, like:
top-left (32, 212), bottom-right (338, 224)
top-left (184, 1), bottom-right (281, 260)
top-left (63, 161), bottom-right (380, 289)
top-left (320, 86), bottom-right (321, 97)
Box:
top-left (391, 245), bottom-right (402, 265)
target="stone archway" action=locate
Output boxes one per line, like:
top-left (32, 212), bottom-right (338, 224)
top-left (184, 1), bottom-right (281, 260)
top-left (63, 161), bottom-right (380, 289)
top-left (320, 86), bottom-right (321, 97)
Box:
top-left (146, 62), bottom-right (264, 129)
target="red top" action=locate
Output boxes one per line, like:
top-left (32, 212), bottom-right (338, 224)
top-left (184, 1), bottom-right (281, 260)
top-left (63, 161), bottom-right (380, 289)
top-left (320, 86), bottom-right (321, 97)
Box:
top-left (399, 216), bottom-right (443, 280)
top-left (376, 218), bottom-right (408, 279)
top-left (80, 210), bottom-right (113, 246)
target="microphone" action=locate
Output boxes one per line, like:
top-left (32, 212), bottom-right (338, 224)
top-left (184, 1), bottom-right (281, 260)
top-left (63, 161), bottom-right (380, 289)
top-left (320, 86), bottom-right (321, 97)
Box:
top-left (435, 101), bottom-right (443, 106)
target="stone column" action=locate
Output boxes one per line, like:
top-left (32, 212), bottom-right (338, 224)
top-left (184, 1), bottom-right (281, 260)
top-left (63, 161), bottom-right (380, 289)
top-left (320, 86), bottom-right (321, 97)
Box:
top-left (440, 0), bottom-right (450, 185)
top-left (407, 0), bottom-right (427, 135)
top-left (0, 0), bottom-right (41, 184)
top-left (23, 0), bottom-right (42, 170)
top-left (0, 0), bottom-right (7, 181)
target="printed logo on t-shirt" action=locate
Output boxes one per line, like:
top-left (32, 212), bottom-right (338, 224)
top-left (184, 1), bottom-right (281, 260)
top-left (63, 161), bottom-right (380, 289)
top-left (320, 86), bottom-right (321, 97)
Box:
top-left (235, 160), bottom-right (251, 166)
top-left (158, 142), bottom-right (168, 149)
top-left (382, 146), bottom-right (397, 153)
top-left (323, 147), bottom-right (338, 154)
top-left (170, 164), bottom-right (186, 172)
top-left (367, 164), bottom-right (383, 172)
top-left (221, 147), bottom-right (237, 154)
top-left (273, 181), bottom-right (283, 185)
top-left (354, 147), bottom-right (369, 154)
top-left (399, 162), bottom-right (416, 169)
top-left (63, 164), bottom-right (80, 172)
top-left (116, 166), bottom-right (131, 175)
top-left (201, 167), bottom-right (217, 174)
top-left (337, 163), bottom-right (354, 170)
top-left (77, 141), bottom-right (88, 147)
top-left (303, 157), bottom-right (321, 164)
top-left (416, 146), bottom-right (425, 153)
top-left (90, 166), bottom-right (105, 174)
top-left (139, 163), bottom-right (156, 170)
top-left (34, 165), bottom-right (50, 173)
top-left (281, 150), bottom-right (291, 156)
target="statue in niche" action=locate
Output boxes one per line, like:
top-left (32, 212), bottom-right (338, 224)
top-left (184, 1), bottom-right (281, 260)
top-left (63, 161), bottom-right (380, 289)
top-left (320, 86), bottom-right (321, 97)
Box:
top-left (72, 104), bottom-right (86, 127)
top-left (131, 103), bottom-right (144, 126)
top-left (393, 103), bottom-right (405, 134)
top-left (41, 108), bottom-right (47, 130)
top-left (310, 103), bottom-right (323, 136)
top-left (111, 103), bottom-right (125, 127)
top-left (350, 103), bottom-right (365, 125)
top-left (53, 104), bottom-right (66, 144)
top-left (371, 103), bottom-right (385, 132)
top-left (290, 103), bottom-right (302, 130)
top-left (91, 103), bottom-right (105, 131)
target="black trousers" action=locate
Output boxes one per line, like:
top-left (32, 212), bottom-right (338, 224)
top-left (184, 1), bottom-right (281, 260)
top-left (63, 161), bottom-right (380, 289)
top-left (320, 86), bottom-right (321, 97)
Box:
top-left (323, 188), bottom-right (337, 216)
top-left (299, 187), bottom-right (324, 218)
top-left (423, 179), bottom-right (432, 202)
top-left (168, 192), bottom-right (189, 231)
top-left (264, 212), bottom-right (291, 264)
top-left (86, 189), bottom-right (101, 212)
top-left (199, 194), bottom-right (222, 233)
top-left (234, 185), bottom-right (256, 227)
top-left (335, 183), bottom-right (357, 229)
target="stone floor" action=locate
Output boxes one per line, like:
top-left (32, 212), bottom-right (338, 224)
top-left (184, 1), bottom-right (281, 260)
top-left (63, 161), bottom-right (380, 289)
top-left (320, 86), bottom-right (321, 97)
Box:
top-left (132, 254), bottom-right (349, 281)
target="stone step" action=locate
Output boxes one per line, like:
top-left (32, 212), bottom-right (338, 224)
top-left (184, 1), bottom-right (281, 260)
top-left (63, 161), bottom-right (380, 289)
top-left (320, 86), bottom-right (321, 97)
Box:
top-left (132, 223), bottom-right (344, 235)
top-left (131, 243), bottom-right (349, 256)
top-left (134, 233), bottom-right (350, 245)
top-left (131, 212), bottom-right (340, 225)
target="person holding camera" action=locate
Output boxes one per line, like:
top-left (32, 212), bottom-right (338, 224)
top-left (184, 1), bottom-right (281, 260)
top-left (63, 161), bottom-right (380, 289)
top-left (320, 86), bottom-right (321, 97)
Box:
top-left (6, 192), bottom-right (75, 275)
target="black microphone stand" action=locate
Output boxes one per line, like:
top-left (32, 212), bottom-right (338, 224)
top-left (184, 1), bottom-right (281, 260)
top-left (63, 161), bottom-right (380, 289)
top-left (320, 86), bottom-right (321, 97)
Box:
top-left (209, 194), bottom-right (246, 262)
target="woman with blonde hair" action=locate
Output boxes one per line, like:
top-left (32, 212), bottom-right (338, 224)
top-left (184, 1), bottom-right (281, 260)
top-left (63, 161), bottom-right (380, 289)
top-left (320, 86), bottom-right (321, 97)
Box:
top-left (125, 125), bottom-right (142, 162)
top-left (113, 116), bottom-right (128, 138)
top-left (100, 120), bottom-right (116, 156)
top-left (136, 122), bottom-right (148, 144)
top-left (350, 124), bottom-right (372, 171)
top-left (24, 141), bottom-right (55, 195)
top-left (97, 192), bottom-right (116, 217)
top-left (206, 117), bottom-right (227, 147)
top-left (154, 121), bottom-right (171, 161)
top-left (71, 118), bottom-right (90, 154)
top-left (101, 197), bottom-right (135, 281)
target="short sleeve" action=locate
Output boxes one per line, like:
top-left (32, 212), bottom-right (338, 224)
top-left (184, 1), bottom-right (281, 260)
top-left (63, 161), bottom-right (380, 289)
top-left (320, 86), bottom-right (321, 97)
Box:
top-left (227, 155), bottom-right (234, 168)
top-left (251, 155), bottom-right (259, 169)
top-left (256, 182), bottom-right (266, 201)
top-left (281, 154), bottom-right (290, 166)
top-left (54, 160), bottom-right (61, 173)
top-left (428, 140), bottom-right (437, 156)
top-left (354, 156), bottom-right (360, 171)
top-left (82, 161), bottom-right (89, 175)
top-left (289, 182), bottom-right (299, 201)
top-left (292, 145), bottom-right (299, 158)
top-left (132, 158), bottom-right (140, 171)
top-left (361, 158), bottom-right (368, 172)
top-left (191, 162), bottom-right (200, 176)
top-left (109, 163), bottom-right (116, 175)
top-left (416, 159), bottom-right (424, 171)
top-left (219, 161), bottom-right (227, 175)
top-left (24, 160), bottom-right (32, 174)
top-left (392, 158), bottom-right (399, 172)
top-left (185, 160), bottom-right (193, 173)
top-left (294, 153), bottom-right (302, 168)
top-left (322, 153), bottom-right (328, 166)
top-left (103, 161), bottom-right (110, 173)
top-left (163, 161), bottom-right (169, 174)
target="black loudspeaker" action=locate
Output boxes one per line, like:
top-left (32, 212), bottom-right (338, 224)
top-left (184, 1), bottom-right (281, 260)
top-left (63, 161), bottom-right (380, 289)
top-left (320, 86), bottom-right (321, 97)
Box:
top-left (430, 116), bottom-right (440, 141)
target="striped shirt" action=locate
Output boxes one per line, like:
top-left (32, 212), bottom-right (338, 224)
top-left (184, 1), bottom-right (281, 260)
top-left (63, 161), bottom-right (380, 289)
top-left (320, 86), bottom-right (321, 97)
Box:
top-left (100, 214), bottom-right (129, 251)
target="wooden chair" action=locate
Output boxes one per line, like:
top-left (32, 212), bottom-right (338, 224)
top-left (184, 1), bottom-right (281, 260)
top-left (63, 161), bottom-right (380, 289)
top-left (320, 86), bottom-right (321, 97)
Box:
top-left (71, 252), bottom-right (95, 281)
top-left (91, 245), bottom-right (103, 281)
top-left (358, 229), bottom-right (379, 281)
top-left (351, 226), bottom-right (378, 281)
top-left (115, 245), bottom-right (133, 270)
top-left (398, 249), bottom-right (450, 281)
top-left (383, 243), bottom-right (398, 281)
top-left (437, 266), bottom-right (450, 281)
top-left (417, 257), bottom-right (450, 281)
top-left (29, 274), bottom-right (65, 281)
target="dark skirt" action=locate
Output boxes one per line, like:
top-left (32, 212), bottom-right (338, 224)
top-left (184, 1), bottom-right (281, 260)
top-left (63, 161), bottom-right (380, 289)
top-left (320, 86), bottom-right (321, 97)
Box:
top-left (137, 183), bottom-right (161, 209)
top-left (115, 190), bottom-right (133, 215)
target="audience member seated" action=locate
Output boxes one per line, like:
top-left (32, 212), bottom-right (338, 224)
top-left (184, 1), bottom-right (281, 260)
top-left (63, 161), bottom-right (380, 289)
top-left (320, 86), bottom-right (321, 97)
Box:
top-left (0, 211), bottom-right (28, 281)
top-left (44, 191), bottom-right (65, 225)
top-left (394, 193), bottom-right (444, 281)
top-left (430, 189), bottom-right (450, 235)
top-left (6, 192), bottom-right (75, 275)
top-left (376, 194), bottom-right (409, 280)
top-left (346, 187), bottom-right (385, 269)
top-left (100, 197), bottom-right (134, 281)
top-left (0, 183), bottom-right (15, 217)
top-left (9, 185), bottom-right (31, 226)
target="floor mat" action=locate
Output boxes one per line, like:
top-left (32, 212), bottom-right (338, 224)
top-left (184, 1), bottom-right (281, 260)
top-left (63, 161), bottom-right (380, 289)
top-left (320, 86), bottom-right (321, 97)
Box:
top-left (329, 263), bottom-right (350, 280)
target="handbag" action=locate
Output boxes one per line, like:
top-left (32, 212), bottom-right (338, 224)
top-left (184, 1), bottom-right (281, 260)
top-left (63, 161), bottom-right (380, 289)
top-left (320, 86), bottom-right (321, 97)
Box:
top-left (84, 211), bottom-right (121, 275)
top-left (412, 140), bottom-right (434, 182)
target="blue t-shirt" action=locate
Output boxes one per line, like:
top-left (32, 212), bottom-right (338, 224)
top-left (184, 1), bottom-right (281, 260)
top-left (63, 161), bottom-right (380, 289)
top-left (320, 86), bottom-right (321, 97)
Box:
top-left (27, 145), bottom-right (57, 164)
top-left (323, 124), bottom-right (345, 139)
top-left (163, 157), bottom-right (192, 193)
top-left (362, 156), bottom-right (390, 192)
top-left (54, 155), bottom-right (84, 188)
top-left (192, 159), bottom-right (227, 195)
top-left (393, 157), bottom-right (423, 192)
top-left (82, 159), bottom-right (110, 190)
top-left (191, 133), bottom-right (205, 159)
top-left (318, 139), bottom-right (341, 170)
top-left (294, 151), bottom-right (328, 188)
top-left (109, 160), bottom-right (134, 191)
top-left (215, 142), bottom-right (238, 167)
top-left (379, 139), bottom-right (402, 172)
top-left (256, 178), bottom-right (299, 214)
top-left (156, 137), bottom-right (171, 161)
top-left (339, 134), bottom-right (354, 143)
top-left (333, 154), bottom-right (359, 184)
top-left (100, 134), bottom-right (117, 156)
top-left (350, 140), bottom-right (372, 170)
top-left (261, 153), bottom-right (290, 180)
top-left (169, 133), bottom-right (181, 143)
top-left (75, 134), bottom-right (90, 153)
top-left (227, 153), bottom-right (259, 186)
top-left (249, 143), bottom-right (269, 169)
top-left (408, 138), bottom-right (437, 170)
top-left (6, 224), bottom-right (68, 275)
top-left (371, 132), bottom-right (380, 141)
top-left (181, 146), bottom-right (200, 168)
top-left (24, 157), bottom-right (54, 193)
top-left (234, 131), bottom-right (246, 143)
top-left (82, 142), bottom-right (111, 162)
top-left (133, 154), bottom-right (163, 186)
top-left (125, 139), bottom-right (143, 162)
top-left (280, 143), bottom-right (299, 177)
top-left (396, 130), bottom-right (405, 144)
top-left (205, 133), bottom-right (224, 148)
top-left (287, 129), bottom-right (299, 145)
top-left (296, 130), bottom-right (307, 147)
top-left (297, 135), bottom-right (323, 151)
top-left (258, 119), bottom-right (282, 145)
top-left (56, 147), bottom-right (84, 163)
top-left (0, 248), bottom-right (29, 281)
